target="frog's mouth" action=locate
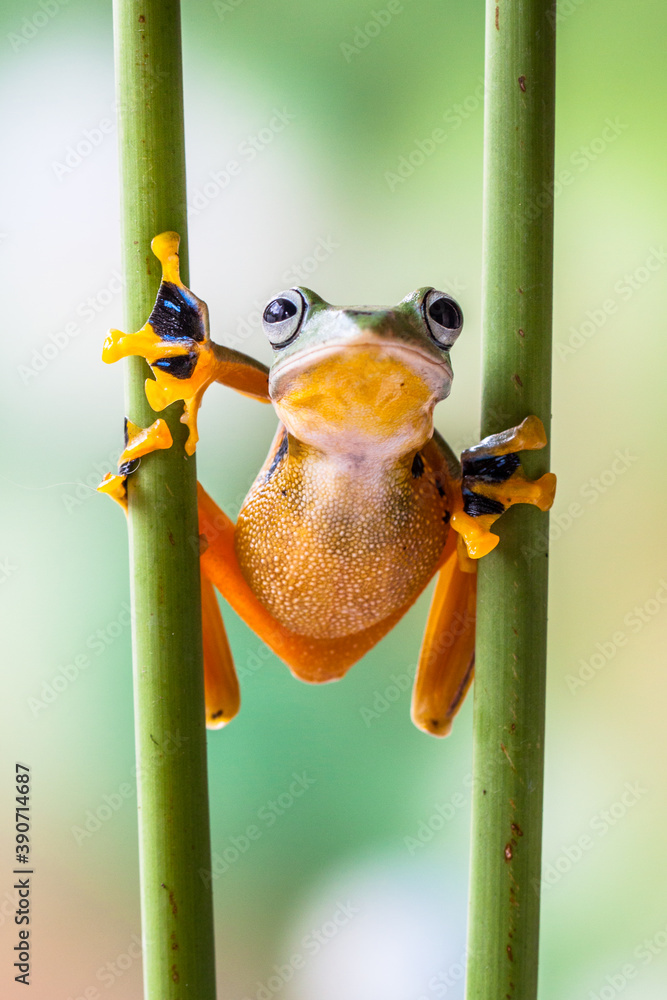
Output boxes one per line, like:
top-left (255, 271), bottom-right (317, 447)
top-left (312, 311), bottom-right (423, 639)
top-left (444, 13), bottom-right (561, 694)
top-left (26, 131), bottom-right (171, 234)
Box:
top-left (270, 337), bottom-right (453, 456)
top-left (269, 336), bottom-right (452, 403)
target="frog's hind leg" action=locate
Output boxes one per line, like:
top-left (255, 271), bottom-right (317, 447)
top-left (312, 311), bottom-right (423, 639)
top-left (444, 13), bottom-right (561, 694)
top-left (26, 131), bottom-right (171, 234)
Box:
top-left (451, 416), bottom-right (557, 559)
top-left (411, 531), bottom-right (477, 737)
top-left (200, 567), bottom-right (240, 729)
top-left (102, 231), bottom-right (270, 455)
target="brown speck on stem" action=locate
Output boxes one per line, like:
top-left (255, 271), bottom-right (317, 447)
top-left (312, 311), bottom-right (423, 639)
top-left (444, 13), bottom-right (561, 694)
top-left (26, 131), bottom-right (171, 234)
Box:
top-left (504, 843), bottom-right (513, 861)
top-left (518, 76), bottom-right (526, 92)
top-left (161, 883), bottom-right (178, 915)
top-left (518, 328), bottom-right (525, 337)
top-left (171, 964), bottom-right (180, 983)
top-left (507, 944), bottom-right (514, 962)
top-left (495, 5), bottom-right (499, 29)
top-left (138, 13), bottom-right (145, 22)
top-left (511, 822), bottom-right (523, 837)
top-left (512, 373), bottom-right (523, 389)
top-left (168, 530), bottom-right (175, 546)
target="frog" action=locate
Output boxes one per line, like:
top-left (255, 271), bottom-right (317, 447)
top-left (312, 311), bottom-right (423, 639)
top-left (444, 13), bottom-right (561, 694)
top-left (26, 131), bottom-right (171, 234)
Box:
top-left (99, 232), bottom-right (556, 736)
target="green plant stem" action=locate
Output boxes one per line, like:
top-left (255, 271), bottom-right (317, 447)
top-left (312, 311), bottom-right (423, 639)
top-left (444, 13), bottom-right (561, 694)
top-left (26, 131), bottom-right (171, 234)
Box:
top-left (465, 3), bottom-right (556, 998)
top-left (113, 2), bottom-right (216, 997)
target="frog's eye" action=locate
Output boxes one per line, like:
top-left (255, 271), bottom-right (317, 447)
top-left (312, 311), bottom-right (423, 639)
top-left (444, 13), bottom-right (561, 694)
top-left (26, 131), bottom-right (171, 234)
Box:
top-left (424, 290), bottom-right (463, 349)
top-left (262, 290), bottom-right (305, 348)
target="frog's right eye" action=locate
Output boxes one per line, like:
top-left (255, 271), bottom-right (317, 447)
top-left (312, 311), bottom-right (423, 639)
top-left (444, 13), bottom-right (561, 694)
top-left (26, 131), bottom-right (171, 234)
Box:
top-left (423, 289), bottom-right (463, 350)
top-left (262, 289), bottom-right (305, 348)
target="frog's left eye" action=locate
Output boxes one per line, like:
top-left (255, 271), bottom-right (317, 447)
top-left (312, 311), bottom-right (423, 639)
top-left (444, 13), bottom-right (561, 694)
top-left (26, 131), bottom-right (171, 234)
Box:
top-left (262, 289), bottom-right (305, 348)
top-left (424, 290), bottom-right (463, 349)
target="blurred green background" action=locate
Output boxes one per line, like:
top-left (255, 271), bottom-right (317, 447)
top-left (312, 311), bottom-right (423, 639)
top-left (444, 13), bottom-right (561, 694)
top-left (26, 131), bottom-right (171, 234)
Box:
top-left (1, 0), bottom-right (666, 997)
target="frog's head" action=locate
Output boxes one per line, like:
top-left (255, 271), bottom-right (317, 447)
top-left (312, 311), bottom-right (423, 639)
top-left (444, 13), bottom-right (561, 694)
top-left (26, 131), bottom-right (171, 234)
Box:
top-left (262, 287), bottom-right (463, 459)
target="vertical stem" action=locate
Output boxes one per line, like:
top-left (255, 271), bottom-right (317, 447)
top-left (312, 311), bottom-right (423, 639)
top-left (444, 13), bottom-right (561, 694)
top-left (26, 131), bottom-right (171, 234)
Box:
top-left (465, 3), bottom-right (555, 999)
top-left (113, 2), bottom-right (217, 997)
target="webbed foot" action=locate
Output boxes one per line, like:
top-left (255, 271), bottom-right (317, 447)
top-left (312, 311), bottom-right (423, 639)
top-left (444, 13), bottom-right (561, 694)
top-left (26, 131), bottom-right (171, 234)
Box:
top-left (451, 416), bottom-right (556, 559)
top-left (102, 231), bottom-right (269, 456)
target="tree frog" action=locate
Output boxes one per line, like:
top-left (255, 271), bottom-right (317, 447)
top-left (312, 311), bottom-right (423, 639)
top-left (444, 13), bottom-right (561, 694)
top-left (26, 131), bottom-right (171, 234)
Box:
top-left (99, 233), bottom-right (555, 736)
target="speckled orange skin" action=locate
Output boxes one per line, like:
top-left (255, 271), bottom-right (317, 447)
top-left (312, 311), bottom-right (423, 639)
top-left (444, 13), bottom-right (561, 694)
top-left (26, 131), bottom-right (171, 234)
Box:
top-left (236, 431), bottom-right (452, 639)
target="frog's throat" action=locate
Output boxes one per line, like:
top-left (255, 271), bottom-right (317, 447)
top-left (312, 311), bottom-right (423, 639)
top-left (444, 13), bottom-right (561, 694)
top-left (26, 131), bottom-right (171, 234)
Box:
top-left (270, 342), bottom-right (448, 460)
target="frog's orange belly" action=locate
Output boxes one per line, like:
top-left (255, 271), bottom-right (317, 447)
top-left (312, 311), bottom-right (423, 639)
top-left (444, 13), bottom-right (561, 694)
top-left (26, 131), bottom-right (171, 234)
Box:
top-left (234, 492), bottom-right (448, 640)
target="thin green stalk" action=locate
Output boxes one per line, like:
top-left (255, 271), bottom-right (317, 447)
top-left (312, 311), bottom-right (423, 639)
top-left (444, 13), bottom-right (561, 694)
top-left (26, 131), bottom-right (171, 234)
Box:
top-left (465, 3), bottom-right (556, 998)
top-left (112, 2), bottom-right (216, 997)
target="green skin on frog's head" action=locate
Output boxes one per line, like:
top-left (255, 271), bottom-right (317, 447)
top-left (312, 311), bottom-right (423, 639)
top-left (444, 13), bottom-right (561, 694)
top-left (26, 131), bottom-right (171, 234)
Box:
top-left (263, 287), bottom-right (463, 460)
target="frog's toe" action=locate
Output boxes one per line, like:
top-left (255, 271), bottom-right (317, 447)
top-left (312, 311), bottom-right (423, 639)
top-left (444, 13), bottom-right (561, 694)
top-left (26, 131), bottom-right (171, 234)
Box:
top-left (97, 417), bottom-right (173, 512)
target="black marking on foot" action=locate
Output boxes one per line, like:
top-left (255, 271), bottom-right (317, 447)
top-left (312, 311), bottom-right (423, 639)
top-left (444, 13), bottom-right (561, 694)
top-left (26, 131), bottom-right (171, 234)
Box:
top-left (210, 710), bottom-right (223, 720)
top-left (435, 480), bottom-right (446, 498)
top-left (152, 352), bottom-right (198, 380)
top-left (411, 452), bottom-right (425, 479)
top-left (443, 510), bottom-right (451, 524)
top-left (265, 429), bottom-right (288, 482)
top-left (462, 452), bottom-right (520, 482)
top-left (149, 281), bottom-right (205, 342)
top-left (118, 458), bottom-right (140, 476)
top-left (123, 416), bottom-right (129, 448)
top-left (463, 488), bottom-right (505, 517)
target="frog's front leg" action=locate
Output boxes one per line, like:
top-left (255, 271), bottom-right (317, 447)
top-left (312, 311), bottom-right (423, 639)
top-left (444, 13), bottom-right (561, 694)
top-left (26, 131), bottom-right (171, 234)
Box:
top-left (102, 231), bottom-right (270, 455)
top-left (451, 415), bottom-right (557, 560)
